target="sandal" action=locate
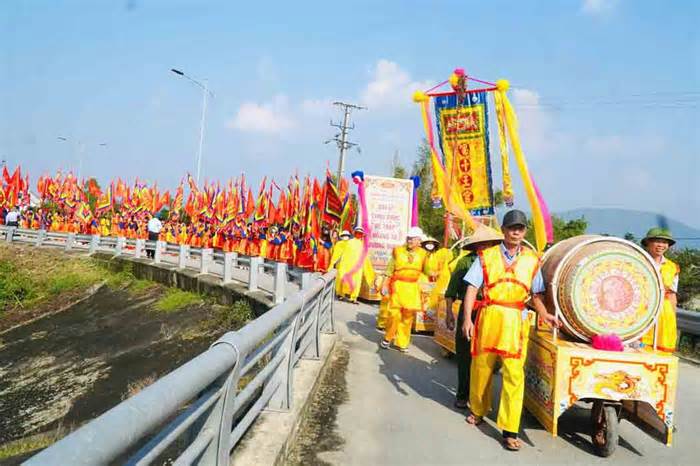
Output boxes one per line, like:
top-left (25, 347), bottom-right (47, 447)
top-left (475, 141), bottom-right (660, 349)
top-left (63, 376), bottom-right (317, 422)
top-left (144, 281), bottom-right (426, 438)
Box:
top-left (503, 437), bottom-right (521, 451)
top-left (465, 413), bottom-right (483, 425)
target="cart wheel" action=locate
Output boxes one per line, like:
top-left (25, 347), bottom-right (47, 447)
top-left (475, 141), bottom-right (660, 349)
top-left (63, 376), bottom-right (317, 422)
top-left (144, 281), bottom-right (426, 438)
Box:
top-left (440, 348), bottom-right (453, 359)
top-left (591, 402), bottom-right (619, 457)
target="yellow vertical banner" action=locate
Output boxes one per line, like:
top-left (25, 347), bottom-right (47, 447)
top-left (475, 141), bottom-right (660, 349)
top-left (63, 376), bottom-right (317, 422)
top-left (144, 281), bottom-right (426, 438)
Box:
top-left (434, 92), bottom-right (494, 215)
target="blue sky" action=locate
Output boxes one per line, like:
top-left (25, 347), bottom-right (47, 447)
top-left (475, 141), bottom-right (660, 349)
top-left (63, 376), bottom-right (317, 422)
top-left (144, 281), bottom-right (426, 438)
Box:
top-left (1, 0), bottom-right (698, 227)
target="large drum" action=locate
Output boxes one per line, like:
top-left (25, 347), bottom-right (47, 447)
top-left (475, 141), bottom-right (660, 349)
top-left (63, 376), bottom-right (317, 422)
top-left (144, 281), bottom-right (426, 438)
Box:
top-left (542, 235), bottom-right (663, 343)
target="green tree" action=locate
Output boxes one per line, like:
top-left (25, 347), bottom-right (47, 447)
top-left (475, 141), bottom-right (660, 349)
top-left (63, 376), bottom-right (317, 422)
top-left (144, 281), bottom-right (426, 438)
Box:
top-left (667, 248), bottom-right (700, 310)
top-left (391, 151), bottom-right (408, 179)
top-left (525, 215), bottom-right (588, 246)
top-left (624, 232), bottom-right (636, 242)
top-left (410, 141), bottom-right (445, 241)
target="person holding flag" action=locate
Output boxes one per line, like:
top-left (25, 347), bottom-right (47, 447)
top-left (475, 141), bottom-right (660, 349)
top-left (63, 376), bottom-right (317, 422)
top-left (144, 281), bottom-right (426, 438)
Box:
top-left (330, 227), bottom-right (375, 304)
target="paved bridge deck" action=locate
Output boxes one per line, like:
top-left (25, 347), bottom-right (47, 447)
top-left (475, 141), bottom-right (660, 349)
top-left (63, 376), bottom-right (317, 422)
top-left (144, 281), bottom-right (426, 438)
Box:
top-left (317, 300), bottom-right (698, 466)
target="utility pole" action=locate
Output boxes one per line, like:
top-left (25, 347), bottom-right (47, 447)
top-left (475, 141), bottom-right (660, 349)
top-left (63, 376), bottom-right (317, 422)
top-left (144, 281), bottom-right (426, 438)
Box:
top-left (326, 102), bottom-right (366, 182)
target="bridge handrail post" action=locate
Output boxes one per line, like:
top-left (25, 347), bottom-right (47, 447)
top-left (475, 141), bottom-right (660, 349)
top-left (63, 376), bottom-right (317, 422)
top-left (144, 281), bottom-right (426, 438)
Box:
top-left (5, 227), bottom-right (15, 243)
top-left (200, 248), bottom-right (213, 274)
top-left (134, 239), bottom-right (146, 259)
top-left (303, 278), bottom-right (324, 360)
top-left (248, 256), bottom-right (262, 292)
top-left (154, 240), bottom-right (165, 264)
top-left (300, 272), bottom-right (313, 290)
top-left (321, 275), bottom-right (336, 334)
top-left (265, 313), bottom-right (301, 412)
top-left (178, 244), bottom-right (190, 269)
top-left (65, 233), bottom-right (76, 251)
top-left (115, 237), bottom-right (126, 256)
top-left (35, 229), bottom-right (46, 247)
top-left (222, 252), bottom-right (237, 283)
top-left (88, 235), bottom-right (100, 254)
top-left (273, 262), bottom-right (287, 304)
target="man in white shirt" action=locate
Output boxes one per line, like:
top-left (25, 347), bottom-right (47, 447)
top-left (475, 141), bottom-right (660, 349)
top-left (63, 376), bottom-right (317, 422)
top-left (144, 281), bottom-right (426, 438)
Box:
top-left (5, 207), bottom-right (20, 227)
top-left (146, 214), bottom-right (163, 259)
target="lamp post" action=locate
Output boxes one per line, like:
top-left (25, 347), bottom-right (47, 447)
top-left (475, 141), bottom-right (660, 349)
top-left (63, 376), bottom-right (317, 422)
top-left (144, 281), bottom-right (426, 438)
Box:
top-left (57, 137), bottom-right (107, 180)
top-left (170, 68), bottom-right (213, 186)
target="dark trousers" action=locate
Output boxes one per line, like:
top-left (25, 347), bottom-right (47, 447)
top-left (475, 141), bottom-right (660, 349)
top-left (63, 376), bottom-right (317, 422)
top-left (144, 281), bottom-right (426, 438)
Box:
top-left (455, 308), bottom-right (474, 401)
top-left (147, 232), bottom-right (159, 258)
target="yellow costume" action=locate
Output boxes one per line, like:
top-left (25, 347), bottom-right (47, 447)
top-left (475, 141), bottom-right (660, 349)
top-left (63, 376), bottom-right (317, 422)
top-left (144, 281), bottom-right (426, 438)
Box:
top-left (383, 246), bottom-right (428, 349)
top-left (424, 247), bottom-right (453, 280)
top-left (469, 245), bottom-right (540, 434)
top-left (641, 258), bottom-right (680, 353)
top-left (333, 238), bottom-right (375, 300)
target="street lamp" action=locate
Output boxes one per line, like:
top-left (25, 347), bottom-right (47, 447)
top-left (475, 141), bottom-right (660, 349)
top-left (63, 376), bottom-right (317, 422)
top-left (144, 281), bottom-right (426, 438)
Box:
top-left (57, 137), bottom-right (107, 180)
top-left (170, 68), bottom-right (214, 186)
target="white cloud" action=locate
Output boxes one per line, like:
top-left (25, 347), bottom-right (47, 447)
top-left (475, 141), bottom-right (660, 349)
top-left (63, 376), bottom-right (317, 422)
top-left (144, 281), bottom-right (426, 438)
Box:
top-left (226, 94), bottom-right (296, 134)
top-left (359, 59), bottom-right (432, 110)
top-left (581, 0), bottom-right (618, 16)
top-left (510, 88), bottom-right (559, 158)
top-left (300, 98), bottom-right (334, 117)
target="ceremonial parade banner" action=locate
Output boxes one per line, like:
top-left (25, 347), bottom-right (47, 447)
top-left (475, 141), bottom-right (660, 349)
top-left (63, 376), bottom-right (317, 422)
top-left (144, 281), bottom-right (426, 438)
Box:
top-left (434, 91), bottom-right (494, 215)
top-left (360, 175), bottom-right (413, 301)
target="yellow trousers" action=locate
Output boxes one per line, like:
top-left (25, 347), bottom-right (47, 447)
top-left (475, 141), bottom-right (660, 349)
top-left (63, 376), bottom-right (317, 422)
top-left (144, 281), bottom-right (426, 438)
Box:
top-left (376, 296), bottom-right (390, 329)
top-left (469, 352), bottom-right (526, 433)
top-left (383, 307), bottom-right (415, 349)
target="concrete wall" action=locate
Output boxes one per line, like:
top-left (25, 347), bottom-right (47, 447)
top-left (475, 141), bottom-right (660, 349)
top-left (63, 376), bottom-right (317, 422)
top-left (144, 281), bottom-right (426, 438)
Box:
top-left (92, 253), bottom-right (272, 316)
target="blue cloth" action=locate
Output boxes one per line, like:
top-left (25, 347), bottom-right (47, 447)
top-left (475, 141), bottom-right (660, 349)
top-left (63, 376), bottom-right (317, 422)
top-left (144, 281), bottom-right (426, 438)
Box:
top-left (463, 244), bottom-right (544, 293)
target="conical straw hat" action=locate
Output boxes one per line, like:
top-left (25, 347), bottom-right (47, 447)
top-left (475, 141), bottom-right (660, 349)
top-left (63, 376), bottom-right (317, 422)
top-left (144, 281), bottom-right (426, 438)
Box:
top-left (460, 223), bottom-right (504, 250)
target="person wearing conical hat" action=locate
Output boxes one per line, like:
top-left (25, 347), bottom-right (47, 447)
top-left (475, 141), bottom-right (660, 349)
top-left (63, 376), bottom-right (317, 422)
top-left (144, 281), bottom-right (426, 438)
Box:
top-left (330, 227), bottom-right (375, 303)
top-left (380, 226), bottom-right (431, 352)
top-left (462, 210), bottom-right (559, 451)
top-left (443, 223), bottom-right (503, 409)
top-left (640, 228), bottom-right (680, 353)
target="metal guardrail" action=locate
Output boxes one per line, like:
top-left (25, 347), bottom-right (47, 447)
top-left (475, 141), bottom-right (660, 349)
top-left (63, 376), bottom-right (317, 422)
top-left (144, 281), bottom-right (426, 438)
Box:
top-left (26, 269), bottom-right (337, 465)
top-left (677, 308), bottom-right (700, 336)
top-left (0, 226), bottom-right (317, 304)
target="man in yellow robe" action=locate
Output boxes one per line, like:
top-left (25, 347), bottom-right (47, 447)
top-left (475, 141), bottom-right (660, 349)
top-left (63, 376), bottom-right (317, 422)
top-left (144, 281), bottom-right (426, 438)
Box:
top-left (640, 228), bottom-right (680, 353)
top-left (330, 227), bottom-right (374, 303)
top-left (329, 230), bottom-right (351, 293)
top-left (462, 210), bottom-right (559, 451)
top-left (380, 226), bottom-right (429, 352)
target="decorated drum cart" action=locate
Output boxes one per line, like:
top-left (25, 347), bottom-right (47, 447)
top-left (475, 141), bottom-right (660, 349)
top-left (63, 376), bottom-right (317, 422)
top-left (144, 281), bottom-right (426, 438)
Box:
top-left (524, 235), bottom-right (679, 457)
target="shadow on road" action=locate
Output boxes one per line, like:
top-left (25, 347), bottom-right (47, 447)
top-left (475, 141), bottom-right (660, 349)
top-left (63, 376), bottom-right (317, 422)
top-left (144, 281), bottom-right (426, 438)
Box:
top-left (343, 305), bottom-right (645, 457)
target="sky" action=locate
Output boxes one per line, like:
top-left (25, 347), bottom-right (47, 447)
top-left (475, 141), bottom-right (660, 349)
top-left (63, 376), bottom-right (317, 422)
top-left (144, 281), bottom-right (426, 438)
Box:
top-left (1, 0), bottom-right (698, 228)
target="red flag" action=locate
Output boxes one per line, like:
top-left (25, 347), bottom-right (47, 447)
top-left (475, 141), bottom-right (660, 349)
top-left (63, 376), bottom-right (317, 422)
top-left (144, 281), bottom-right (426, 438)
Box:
top-left (323, 177), bottom-right (343, 224)
top-left (172, 182), bottom-right (184, 212)
top-left (245, 189), bottom-right (255, 218)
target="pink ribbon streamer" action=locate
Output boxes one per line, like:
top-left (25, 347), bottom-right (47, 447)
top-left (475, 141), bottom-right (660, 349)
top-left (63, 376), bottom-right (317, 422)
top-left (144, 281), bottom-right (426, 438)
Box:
top-left (341, 172), bottom-right (371, 290)
top-left (532, 178), bottom-right (553, 244)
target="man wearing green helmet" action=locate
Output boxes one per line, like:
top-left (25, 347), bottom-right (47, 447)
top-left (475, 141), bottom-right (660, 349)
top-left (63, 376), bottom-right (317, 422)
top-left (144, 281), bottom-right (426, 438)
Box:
top-left (640, 227), bottom-right (681, 353)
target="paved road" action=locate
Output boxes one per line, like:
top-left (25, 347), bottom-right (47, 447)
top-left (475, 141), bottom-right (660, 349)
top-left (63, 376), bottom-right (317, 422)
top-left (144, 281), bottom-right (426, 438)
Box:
top-left (319, 300), bottom-right (699, 466)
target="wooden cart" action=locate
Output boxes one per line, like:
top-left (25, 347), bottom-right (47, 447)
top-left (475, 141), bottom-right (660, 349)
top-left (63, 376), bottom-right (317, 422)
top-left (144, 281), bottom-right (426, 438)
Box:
top-left (524, 325), bottom-right (678, 456)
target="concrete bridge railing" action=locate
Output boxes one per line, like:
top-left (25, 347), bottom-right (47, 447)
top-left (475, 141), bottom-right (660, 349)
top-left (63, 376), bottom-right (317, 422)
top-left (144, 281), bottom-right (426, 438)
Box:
top-left (0, 226), bottom-right (310, 305)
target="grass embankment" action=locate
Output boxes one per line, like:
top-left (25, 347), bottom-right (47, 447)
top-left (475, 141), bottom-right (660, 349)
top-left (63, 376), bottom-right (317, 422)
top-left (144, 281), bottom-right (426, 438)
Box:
top-left (0, 244), bottom-right (135, 331)
top-left (0, 243), bottom-right (255, 334)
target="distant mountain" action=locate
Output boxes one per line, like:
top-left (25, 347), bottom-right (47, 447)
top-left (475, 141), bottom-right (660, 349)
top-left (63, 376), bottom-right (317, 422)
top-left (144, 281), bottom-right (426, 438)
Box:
top-left (557, 208), bottom-right (700, 250)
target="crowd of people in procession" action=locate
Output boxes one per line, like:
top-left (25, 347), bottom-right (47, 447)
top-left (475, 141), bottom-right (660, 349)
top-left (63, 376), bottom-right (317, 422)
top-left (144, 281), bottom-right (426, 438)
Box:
top-left (1, 165), bottom-right (682, 453)
top-left (371, 209), bottom-right (681, 452)
top-left (0, 165), bottom-right (358, 273)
